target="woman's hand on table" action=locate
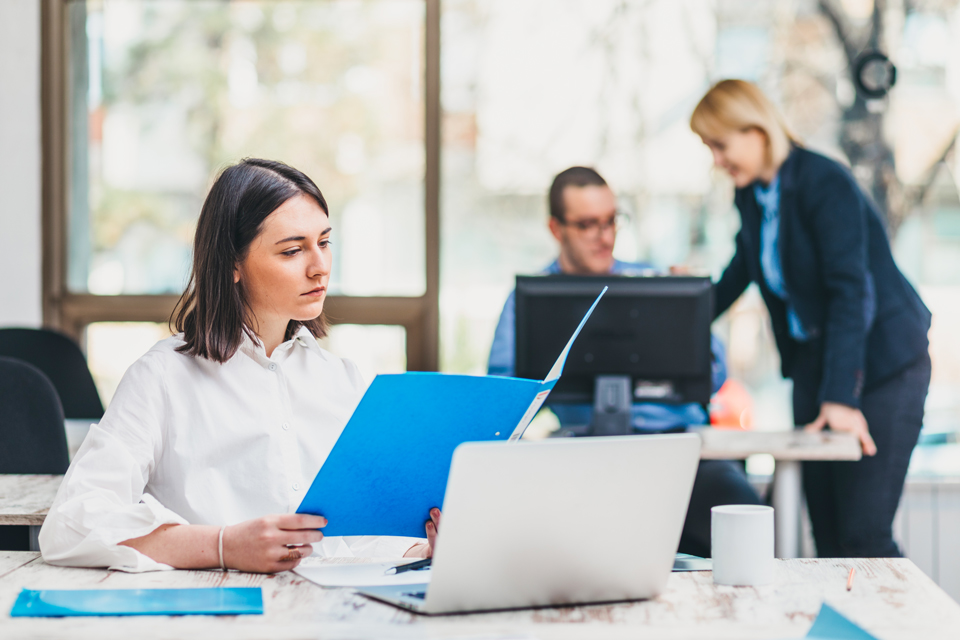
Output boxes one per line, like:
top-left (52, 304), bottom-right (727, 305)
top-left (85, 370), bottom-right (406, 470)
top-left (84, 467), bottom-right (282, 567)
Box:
top-left (222, 513), bottom-right (327, 573)
top-left (404, 508), bottom-right (441, 558)
top-left (804, 401), bottom-right (877, 456)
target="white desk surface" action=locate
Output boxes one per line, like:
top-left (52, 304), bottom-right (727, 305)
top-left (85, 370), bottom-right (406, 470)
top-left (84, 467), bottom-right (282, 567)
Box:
top-left (0, 475), bottom-right (61, 526)
top-left (694, 427), bottom-right (862, 461)
top-left (1, 553), bottom-right (958, 639)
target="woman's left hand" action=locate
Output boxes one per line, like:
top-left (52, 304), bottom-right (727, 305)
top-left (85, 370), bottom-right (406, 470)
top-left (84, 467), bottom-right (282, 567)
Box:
top-left (804, 402), bottom-right (877, 456)
top-left (404, 508), bottom-right (441, 558)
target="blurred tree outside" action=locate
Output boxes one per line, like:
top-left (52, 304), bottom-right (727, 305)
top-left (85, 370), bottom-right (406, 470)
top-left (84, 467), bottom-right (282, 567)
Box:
top-left (438, 0), bottom-right (960, 433)
top-left (814, 0), bottom-right (958, 237)
top-left (76, 0), bottom-right (425, 296)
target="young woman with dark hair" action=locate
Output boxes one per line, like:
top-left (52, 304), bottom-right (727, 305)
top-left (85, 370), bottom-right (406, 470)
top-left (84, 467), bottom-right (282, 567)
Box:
top-left (40, 159), bottom-right (439, 573)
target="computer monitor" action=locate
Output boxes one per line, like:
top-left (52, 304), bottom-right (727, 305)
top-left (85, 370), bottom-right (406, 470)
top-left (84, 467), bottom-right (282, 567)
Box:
top-left (514, 275), bottom-right (714, 435)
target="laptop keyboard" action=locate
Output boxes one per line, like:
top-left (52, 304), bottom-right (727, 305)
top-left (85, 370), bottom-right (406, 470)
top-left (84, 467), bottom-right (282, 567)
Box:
top-left (402, 591), bottom-right (427, 600)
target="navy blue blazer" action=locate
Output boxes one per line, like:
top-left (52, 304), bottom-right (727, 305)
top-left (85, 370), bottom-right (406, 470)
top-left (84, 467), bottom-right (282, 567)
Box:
top-left (714, 147), bottom-right (931, 408)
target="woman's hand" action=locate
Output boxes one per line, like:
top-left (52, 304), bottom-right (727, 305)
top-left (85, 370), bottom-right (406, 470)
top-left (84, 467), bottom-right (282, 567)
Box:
top-left (403, 508), bottom-right (441, 558)
top-left (222, 513), bottom-right (327, 573)
top-left (804, 402), bottom-right (877, 456)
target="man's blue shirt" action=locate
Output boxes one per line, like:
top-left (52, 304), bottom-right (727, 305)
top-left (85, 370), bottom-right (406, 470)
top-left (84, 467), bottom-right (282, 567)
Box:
top-left (487, 259), bottom-right (728, 431)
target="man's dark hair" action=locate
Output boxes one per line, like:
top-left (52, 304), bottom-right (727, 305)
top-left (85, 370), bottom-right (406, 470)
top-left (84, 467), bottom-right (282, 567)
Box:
top-left (172, 158), bottom-right (329, 363)
top-left (548, 166), bottom-right (607, 221)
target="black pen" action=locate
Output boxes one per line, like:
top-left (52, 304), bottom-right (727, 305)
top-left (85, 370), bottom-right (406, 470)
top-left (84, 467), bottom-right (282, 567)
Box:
top-left (383, 558), bottom-right (432, 575)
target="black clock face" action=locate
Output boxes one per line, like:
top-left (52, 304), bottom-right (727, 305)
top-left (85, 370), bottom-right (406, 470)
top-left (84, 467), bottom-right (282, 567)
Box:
top-left (855, 51), bottom-right (897, 99)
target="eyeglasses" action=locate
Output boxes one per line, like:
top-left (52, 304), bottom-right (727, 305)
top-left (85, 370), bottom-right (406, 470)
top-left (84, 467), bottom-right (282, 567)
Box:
top-left (558, 213), bottom-right (629, 235)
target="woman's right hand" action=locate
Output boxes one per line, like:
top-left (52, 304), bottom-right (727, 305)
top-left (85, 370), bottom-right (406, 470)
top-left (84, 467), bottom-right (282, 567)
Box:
top-left (222, 513), bottom-right (327, 573)
top-left (804, 402), bottom-right (877, 456)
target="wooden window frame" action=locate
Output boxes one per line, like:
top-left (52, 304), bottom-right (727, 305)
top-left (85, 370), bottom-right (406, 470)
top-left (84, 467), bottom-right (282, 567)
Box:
top-left (40, 0), bottom-right (441, 371)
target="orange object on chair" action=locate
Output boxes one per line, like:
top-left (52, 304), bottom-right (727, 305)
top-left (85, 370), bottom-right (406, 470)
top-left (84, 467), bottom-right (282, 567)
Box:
top-left (709, 379), bottom-right (754, 430)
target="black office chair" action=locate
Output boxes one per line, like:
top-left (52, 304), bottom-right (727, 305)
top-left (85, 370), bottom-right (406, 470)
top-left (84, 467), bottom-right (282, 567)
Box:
top-left (0, 356), bottom-right (70, 551)
top-left (0, 328), bottom-right (104, 420)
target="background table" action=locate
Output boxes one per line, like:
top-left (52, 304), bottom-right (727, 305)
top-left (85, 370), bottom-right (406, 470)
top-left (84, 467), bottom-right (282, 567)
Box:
top-left (1, 553), bottom-right (958, 639)
top-left (0, 418), bottom-right (89, 551)
top-left (0, 476), bottom-right (62, 527)
top-left (696, 427), bottom-right (862, 559)
top-left (0, 475), bottom-right (62, 552)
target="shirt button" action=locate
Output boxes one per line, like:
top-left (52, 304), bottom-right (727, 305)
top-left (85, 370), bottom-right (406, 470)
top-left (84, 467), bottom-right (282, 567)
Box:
top-left (282, 423), bottom-right (289, 431)
top-left (268, 363), bottom-right (278, 371)
top-left (293, 483), bottom-right (300, 491)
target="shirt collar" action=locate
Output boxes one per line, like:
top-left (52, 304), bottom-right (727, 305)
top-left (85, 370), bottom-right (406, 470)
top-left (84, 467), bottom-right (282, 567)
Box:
top-left (754, 174), bottom-right (780, 196)
top-left (543, 258), bottom-right (658, 276)
top-left (292, 325), bottom-right (324, 356)
top-left (238, 324), bottom-right (323, 365)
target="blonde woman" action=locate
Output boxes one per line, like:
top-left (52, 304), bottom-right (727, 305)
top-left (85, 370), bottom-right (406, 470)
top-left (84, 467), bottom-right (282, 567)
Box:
top-left (691, 80), bottom-right (931, 557)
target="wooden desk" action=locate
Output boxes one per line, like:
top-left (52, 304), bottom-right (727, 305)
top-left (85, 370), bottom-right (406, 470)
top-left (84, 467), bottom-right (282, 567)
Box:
top-left (696, 428), bottom-right (862, 559)
top-left (0, 475), bottom-right (62, 552)
top-left (1, 554), bottom-right (958, 639)
top-left (697, 428), bottom-right (862, 461)
top-left (0, 475), bottom-right (62, 526)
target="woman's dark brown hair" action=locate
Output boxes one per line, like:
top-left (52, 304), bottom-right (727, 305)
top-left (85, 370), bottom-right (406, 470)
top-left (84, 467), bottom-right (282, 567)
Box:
top-left (172, 158), bottom-right (329, 363)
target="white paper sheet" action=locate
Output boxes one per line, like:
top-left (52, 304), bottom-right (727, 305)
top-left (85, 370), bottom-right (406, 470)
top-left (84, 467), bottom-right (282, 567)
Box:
top-left (544, 286), bottom-right (607, 381)
top-left (294, 560), bottom-right (434, 588)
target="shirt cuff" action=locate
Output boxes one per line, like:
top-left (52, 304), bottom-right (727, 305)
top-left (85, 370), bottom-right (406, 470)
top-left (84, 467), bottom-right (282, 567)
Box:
top-left (104, 494), bottom-right (187, 572)
top-left (107, 548), bottom-right (176, 573)
top-left (41, 493), bottom-right (190, 572)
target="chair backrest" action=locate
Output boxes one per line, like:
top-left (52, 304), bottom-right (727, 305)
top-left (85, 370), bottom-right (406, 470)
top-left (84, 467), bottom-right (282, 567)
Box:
top-left (0, 328), bottom-right (104, 420)
top-left (0, 357), bottom-right (69, 474)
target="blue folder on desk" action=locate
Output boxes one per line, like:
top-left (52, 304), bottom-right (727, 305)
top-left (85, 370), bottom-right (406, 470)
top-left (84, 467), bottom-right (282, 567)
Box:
top-left (9, 587), bottom-right (263, 617)
top-left (297, 288), bottom-right (607, 537)
top-left (806, 603), bottom-right (879, 639)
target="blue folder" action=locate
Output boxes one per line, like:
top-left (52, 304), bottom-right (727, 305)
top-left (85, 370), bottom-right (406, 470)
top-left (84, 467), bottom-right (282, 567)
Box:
top-left (297, 288), bottom-right (607, 537)
top-left (806, 603), bottom-right (879, 639)
top-left (9, 587), bottom-right (263, 617)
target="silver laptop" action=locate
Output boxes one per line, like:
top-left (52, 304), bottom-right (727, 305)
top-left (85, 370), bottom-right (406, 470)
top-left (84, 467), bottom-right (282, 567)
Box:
top-left (358, 433), bottom-right (700, 615)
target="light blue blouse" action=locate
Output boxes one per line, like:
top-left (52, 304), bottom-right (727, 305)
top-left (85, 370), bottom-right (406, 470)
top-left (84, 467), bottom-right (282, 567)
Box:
top-left (754, 176), bottom-right (809, 341)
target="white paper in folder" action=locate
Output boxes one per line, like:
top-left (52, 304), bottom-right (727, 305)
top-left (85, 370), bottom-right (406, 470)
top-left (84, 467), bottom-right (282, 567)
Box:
top-left (294, 559), bottom-right (434, 588)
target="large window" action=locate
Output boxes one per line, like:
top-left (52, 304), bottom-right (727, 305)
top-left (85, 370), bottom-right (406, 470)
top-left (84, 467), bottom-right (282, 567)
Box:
top-left (71, 0), bottom-right (425, 297)
top-left (46, 0), bottom-right (960, 436)
top-left (437, 0), bottom-right (960, 434)
top-left (43, 0), bottom-right (439, 382)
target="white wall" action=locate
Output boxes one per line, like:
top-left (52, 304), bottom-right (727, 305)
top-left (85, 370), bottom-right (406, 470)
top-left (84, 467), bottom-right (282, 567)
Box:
top-left (895, 478), bottom-right (960, 604)
top-left (0, 0), bottom-right (42, 327)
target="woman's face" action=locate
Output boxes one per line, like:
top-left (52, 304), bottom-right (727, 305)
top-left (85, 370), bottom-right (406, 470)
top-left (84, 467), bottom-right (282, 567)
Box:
top-left (700, 128), bottom-right (770, 187)
top-left (234, 194), bottom-right (332, 330)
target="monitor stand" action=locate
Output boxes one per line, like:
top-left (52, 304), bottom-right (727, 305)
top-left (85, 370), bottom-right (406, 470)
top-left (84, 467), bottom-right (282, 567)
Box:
top-left (590, 375), bottom-right (632, 436)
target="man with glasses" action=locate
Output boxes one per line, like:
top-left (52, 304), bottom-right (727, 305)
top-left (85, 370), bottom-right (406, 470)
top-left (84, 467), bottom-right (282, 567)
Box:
top-left (487, 166), bottom-right (761, 558)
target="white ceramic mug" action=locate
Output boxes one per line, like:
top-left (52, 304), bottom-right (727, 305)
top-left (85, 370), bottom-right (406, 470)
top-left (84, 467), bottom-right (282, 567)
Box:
top-left (711, 504), bottom-right (775, 586)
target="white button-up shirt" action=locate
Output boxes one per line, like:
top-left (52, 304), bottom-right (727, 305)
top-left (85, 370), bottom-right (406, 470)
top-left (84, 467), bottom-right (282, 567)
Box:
top-left (39, 327), bottom-right (421, 572)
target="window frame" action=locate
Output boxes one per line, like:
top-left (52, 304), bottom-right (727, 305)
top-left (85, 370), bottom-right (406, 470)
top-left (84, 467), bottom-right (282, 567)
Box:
top-left (40, 0), bottom-right (441, 371)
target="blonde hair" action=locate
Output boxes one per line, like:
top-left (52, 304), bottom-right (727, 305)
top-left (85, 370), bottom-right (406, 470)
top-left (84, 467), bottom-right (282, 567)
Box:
top-left (690, 79), bottom-right (799, 168)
